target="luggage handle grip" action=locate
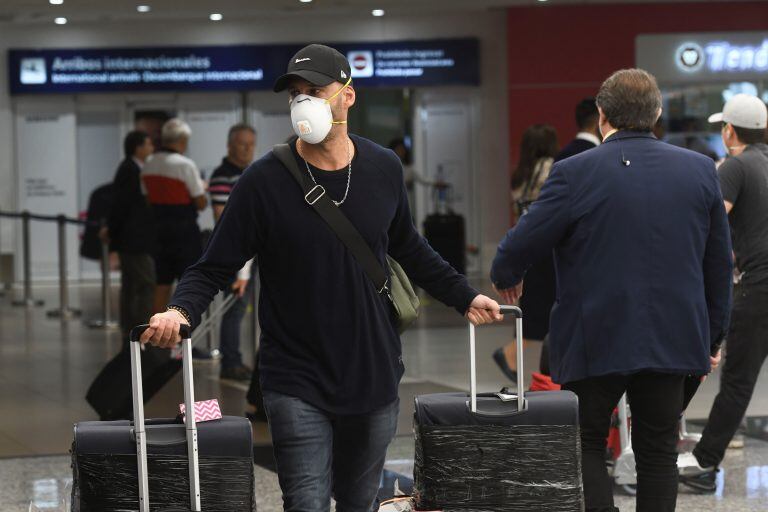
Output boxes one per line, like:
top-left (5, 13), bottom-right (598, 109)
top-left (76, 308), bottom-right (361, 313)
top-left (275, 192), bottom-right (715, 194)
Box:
top-left (130, 323), bottom-right (192, 342)
top-left (498, 305), bottom-right (522, 318)
top-left (130, 424), bottom-right (188, 447)
top-left (469, 305), bottom-right (526, 415)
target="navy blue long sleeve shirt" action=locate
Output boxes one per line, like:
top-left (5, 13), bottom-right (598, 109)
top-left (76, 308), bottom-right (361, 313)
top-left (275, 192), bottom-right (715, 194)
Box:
top-left (491, 132), bottom-right (732, 384)
top-left (171, 135), bottom-right (477, 414)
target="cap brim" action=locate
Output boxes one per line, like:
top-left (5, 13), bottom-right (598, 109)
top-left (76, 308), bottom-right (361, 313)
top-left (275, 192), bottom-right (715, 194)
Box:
top-left (273, 70), bottom-right (336, 92)
top-left (708, 112), bottom-right (724, 124)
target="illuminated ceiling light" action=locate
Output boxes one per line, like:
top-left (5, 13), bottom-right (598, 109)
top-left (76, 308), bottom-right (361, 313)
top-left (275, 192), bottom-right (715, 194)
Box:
top-left (54, 17), bottom-right (67, 24)
top-left (537, 0), bottom-right (548, 2)
top-left (209, 12), bottom-right (223, 21)
top-left (137, 5), bottom-right (151, 12)
top-left (372, 9), bottom-right (385, 16)
top-left (300, 0), bottom-right (313, 3)
top-left (49, 0), bottom-right (64, 4)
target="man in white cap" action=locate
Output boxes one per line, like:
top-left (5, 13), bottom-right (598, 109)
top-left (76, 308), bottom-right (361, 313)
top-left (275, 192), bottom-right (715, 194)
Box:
top-left (683, 94), bottom-right (768, 490)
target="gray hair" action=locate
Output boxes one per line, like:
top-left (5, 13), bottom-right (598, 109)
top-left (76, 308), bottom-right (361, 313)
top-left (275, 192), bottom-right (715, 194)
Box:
top-left (161, 118), bottom-right (192, 145)
top-left (227, 123), bottom-right (256, 144)
top-left (596, 69), bottom-right (662, 132)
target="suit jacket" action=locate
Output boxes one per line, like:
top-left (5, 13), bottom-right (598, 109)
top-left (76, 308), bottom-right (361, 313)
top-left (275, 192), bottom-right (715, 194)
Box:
top-left (491, 131), bottom-right (733, 384)
top-left (107, 158), bottom-right (155, 254)
top-left (556, 137), bottom-right (597, 162)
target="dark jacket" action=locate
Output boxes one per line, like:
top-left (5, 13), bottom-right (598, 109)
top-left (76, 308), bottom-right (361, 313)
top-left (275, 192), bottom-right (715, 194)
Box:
top-left (491, 131), bottom-right (733, 384)
top-left (556, 137), bottom-right (597, 162)
top-left (107, 158), bottom-right (154, 254)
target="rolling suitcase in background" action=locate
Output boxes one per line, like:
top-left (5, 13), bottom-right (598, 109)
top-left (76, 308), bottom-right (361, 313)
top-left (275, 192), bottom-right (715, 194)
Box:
top-left (72, 325), bottom-right (255, 511)
top-left (423, 179), bottom-right (466, 275)
top-left (413, 305), bottom-right (584, 512)
top-left (86, 343), bottom-right (181, 420)
top-left (423, 211), bottom-right (466, 275)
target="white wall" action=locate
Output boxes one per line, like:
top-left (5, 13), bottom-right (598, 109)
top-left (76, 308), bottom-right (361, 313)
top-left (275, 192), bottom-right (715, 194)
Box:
top-left (0, 11), bottom-right (509, 279)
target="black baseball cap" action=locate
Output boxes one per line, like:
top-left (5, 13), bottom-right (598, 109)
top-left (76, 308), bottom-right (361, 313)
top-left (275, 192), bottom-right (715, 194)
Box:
top-left (273, 44), bottom-right (352, 93)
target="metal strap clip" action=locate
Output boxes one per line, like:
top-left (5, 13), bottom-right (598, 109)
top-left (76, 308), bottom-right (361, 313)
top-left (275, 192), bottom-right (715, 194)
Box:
top-left (305, 185), bottom-right (326, 206)
top-left (378, 277), bottom-right (390, 295)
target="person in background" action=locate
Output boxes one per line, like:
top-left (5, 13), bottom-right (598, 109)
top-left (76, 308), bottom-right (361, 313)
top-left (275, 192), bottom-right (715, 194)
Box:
top-left (107, 130), bottom-right (156, 344)
top-left (684, 94), bottom-right (768, 490)
top-left (388, 137), bottom-right (431, 214)
top-left (493, 124), bottom-right (558, 386)
top-left (491, 68), bottom-right (732, 512)
top-left (557, 98), bottom-right (600, 161)
top-left (209, 123), bottom-right (257, 381)
top-left (141, 118), bottom-right (207, 315)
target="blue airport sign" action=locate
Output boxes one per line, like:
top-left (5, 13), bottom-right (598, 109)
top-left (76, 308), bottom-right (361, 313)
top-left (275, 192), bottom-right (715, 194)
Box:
top-left (8, 39), bottom-right (479, 95)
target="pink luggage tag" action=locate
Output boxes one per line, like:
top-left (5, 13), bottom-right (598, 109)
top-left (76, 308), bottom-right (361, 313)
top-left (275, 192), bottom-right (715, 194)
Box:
top-left (179, 399), bottom-right (223, 423)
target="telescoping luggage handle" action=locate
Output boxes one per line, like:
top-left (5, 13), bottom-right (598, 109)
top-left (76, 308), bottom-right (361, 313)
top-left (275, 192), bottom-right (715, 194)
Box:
top-left (469, 305), bottom-right (525, 414)
top-left (130, 324), bottom-right (201, 512)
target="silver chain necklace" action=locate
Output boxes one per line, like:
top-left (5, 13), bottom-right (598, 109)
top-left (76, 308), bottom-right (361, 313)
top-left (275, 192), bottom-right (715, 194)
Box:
top-left (303, 138), bottom-right (352, 207)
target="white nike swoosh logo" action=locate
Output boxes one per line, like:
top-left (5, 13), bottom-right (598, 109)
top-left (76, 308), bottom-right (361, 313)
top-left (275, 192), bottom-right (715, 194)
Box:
top-left (295, 58), bottom-right (311, 63)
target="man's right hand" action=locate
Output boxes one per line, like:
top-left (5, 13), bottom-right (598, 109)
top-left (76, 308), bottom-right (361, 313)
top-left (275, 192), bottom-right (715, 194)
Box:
top-left (139, 309), bottom-right (187, 348)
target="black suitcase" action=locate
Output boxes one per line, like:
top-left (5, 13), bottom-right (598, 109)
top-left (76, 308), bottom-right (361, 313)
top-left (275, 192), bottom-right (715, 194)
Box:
top-left (86, 344), bottom-right (181, 420)
top-left (413, 306), bottom-right (584, 512)
top-left (72, 325), bottom-right (255, 511)
top-left (423, 212), bottom-right (466, 275)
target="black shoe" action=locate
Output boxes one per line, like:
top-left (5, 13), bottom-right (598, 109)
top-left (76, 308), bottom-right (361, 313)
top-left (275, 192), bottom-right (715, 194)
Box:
top-left (679, 453), bottom-right (718, 492)
top-left (493, 347), bottom-right (518, 383)
top-left (220, 365), bottom-right (253, 381)
top-left (679, 470), bottom-right (717, 492)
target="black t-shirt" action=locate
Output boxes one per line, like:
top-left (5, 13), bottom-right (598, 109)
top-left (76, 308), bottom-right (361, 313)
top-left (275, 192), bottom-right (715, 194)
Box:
top-left (718, 143), bottom-right (768, 282)
top-left (170, 135), bottom-right (478, 414)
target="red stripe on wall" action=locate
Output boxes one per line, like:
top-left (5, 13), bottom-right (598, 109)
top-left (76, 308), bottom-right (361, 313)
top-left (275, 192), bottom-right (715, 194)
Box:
top-left (507, 1), bottom-right (768, 213)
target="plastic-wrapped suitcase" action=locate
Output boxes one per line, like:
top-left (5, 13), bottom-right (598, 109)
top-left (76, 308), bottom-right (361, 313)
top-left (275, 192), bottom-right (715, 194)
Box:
top-left (413, 305), bottom-right (584, 512)
top-left (72, 325), bottom-right (255, 511)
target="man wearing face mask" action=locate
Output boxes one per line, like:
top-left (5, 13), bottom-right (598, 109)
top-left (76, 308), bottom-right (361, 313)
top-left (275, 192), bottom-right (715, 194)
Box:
top-left (138, 44), bottom-right (502, 511)
top-left (683, 94), bottom-right (768, 489)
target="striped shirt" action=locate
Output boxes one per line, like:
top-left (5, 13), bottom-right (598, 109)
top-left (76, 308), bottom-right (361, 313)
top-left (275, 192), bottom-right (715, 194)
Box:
top-left (210, 157), bottom-right (253, 280)
top-left (209, 158), bottom-right (244, 206)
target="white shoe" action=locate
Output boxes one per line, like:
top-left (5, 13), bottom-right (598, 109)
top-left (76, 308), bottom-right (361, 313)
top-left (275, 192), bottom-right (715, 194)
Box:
top-left (678, 452), bottom-right (715, 476)
top-left (728, 435), bottom-right (745, 449)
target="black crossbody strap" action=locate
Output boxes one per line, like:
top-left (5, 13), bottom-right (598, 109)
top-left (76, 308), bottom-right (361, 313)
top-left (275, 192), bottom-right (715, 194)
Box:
top-left (273, 144), bottom-right (389, 293)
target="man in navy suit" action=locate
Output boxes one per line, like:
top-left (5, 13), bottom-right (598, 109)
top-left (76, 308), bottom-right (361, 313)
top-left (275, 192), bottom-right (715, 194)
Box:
top-left (491, 69), bottom-right (733, 512)
top-left (556, 97), bottom-right (601, 162)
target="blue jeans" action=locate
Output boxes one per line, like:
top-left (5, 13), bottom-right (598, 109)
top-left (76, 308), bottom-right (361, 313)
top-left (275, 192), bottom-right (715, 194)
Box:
top-left (219, 282), bottom-right (250, 369)
top-left (262, 390), bottom-right (399, 512)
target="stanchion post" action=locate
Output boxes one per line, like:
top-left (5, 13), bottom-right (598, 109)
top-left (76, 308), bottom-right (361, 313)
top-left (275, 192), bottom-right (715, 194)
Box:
top-left (46, 215), bottom-right (81, 320)
top-left (12, 210), bottom-right (44, 307)
top-left (89, 225), bottom-right (118, 329)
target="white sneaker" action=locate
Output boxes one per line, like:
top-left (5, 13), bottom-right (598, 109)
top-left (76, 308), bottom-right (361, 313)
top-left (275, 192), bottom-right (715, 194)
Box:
top-left (728, 435), bottom-right (745, 449)
top-left (678, 453), bottom-right (715, 477)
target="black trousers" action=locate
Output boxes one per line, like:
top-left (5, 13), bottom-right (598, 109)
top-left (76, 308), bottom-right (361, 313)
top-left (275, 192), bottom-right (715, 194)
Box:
top-left (695, 280), bottom-right (768, 467)
top-left (564, 372), bottom-right (685, 512)
top-left (119, 252), bottom-right (155, 345)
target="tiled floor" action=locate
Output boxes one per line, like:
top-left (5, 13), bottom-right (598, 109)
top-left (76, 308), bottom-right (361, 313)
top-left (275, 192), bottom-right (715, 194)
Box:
top-left (3, 283), bottom-right (768, 511)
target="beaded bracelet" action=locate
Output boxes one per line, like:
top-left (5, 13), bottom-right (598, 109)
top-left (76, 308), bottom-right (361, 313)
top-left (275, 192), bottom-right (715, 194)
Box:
top-left (166, 305), bottom-right (191, 325)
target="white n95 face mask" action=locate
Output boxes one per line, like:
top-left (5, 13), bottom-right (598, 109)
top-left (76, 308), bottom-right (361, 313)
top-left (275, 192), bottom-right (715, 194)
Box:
top-left (290, 78), bottom-right (351, 144)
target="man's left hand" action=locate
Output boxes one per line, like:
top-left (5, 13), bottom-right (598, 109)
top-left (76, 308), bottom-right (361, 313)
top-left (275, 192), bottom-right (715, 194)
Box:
top-left (710, 349), bottom-right (722, 372)
top-left (493, 282), bottom-right (524, 305)
top-left (465, 294), bottom-right (503, 326)
top-left (231, 279), bottom-right (249, 298)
